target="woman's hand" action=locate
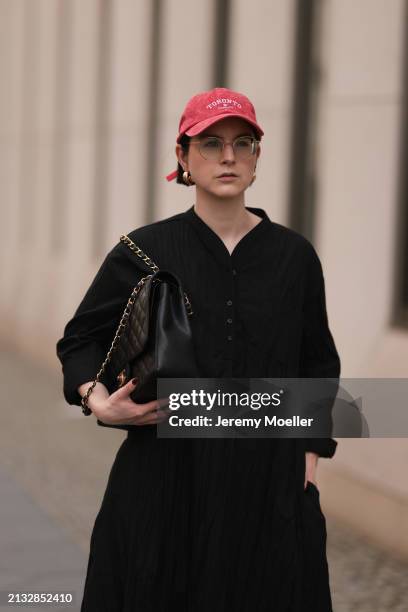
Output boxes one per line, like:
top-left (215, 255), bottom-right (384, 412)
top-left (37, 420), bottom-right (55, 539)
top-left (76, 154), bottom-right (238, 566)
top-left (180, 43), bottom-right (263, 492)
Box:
top-left (304, 451), bottom-right (319, 489)
top-left (88, 378), bottom-right (170, 426)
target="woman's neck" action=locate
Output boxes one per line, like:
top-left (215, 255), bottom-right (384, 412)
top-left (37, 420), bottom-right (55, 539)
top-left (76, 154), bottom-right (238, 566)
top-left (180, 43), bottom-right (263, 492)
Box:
top-left (193, 189), bottom-right (261, 243)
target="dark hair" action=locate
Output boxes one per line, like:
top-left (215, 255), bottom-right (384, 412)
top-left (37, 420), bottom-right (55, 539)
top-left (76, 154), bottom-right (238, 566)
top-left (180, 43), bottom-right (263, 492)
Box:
top-left (176, 134), bottom-right (192, 186)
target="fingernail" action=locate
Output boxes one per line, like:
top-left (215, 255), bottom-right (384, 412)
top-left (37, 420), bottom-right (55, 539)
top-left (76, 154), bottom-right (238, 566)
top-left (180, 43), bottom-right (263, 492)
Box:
top-left (132, 378), bottom-right (138, 385)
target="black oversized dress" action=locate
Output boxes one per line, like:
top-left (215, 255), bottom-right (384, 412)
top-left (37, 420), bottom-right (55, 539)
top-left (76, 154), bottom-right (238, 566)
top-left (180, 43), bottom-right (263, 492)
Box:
top-left (56, 204), bottom-right (341, 612)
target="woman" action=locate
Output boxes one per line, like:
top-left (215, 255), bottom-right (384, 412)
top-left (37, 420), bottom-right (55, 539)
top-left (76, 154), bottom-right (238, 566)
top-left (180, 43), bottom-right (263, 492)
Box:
top-left (56, 87), bottom-right (341, 611)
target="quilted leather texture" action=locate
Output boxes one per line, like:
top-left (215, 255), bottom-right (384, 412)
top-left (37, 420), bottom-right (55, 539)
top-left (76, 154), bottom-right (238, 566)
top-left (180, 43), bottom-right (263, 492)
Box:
top-left (109, 275), bottom-right (153, 376)
top-left (106, 270), bottom-right (199, 404)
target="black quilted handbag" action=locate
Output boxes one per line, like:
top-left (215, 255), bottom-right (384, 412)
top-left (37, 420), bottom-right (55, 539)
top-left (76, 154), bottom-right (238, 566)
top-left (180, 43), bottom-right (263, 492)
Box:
top-left (80, 234), bottom-right (199, 418)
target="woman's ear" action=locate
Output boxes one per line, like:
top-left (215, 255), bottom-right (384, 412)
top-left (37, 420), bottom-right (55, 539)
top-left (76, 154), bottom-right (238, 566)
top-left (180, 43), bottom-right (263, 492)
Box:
top-left (175, 144), bottom-right (187, 171)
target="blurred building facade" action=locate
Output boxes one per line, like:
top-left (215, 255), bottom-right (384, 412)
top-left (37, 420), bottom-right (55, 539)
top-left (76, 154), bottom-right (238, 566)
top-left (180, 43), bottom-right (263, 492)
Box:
top-left (0, 0), bottom-right (407, 558)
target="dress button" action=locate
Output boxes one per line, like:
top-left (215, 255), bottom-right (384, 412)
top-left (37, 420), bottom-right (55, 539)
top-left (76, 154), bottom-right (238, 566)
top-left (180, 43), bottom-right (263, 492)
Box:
top-left (227, 318), bottom-right (233, 324)
top-left (232, 269), bottom-right (237, 275)
top-left (227, 335), bottom-right (232, 341)
top-left (227, 300), bottom-right (233, 306)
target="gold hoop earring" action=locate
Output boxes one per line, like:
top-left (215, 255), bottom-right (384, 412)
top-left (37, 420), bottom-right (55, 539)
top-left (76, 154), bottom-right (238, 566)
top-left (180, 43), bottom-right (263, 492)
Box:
top-left (250, 173), bottom-right (256, 186)
top-left (183, 170), bottom-right (195, 186)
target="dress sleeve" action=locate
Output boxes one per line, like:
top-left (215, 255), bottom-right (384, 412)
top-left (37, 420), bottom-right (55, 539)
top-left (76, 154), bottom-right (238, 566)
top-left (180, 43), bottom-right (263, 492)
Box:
top-left (56, 241), bottom-right (145, 407)
top-left (299, 243), bottom-right (341, 458)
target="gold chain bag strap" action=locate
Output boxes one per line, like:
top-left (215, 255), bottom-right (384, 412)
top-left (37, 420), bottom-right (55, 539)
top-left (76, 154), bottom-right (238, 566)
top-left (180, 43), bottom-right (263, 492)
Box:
top-left (80, 234), bottom-right (194, 416)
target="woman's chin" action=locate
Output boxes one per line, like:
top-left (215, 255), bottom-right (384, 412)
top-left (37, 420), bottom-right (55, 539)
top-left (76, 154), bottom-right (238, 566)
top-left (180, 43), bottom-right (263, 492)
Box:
top-left (196, 181), bottom-right (246, 198)
top-left (210, 182), bottom-right (245, 197)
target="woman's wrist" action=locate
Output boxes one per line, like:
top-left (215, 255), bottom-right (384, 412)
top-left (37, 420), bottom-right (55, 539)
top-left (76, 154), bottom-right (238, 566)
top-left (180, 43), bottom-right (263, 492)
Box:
top-left (78, 381), bottom-right (109, 414)
top-left (305, 451), bottom-right (319, 486)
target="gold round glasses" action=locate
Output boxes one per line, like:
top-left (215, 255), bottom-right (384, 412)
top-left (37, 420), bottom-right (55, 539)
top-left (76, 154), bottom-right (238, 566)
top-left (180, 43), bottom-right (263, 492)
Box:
top-left (189, 136), bottom-right (260, 161)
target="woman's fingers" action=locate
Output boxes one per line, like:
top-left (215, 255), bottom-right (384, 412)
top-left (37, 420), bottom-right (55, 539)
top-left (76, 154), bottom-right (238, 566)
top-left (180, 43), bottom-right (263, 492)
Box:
top-left (119, 379), bottom-right (166, 413)
top-left (112, 377), bottom-right (138, 400)
top-left (111, 379), bottom-right (154, 414)
top-left (106, 378), bottom-right (171, 425)
top-left (130, 398), bottom-right (171, 425)
top-left (133, 413), bottom-right (168, 426)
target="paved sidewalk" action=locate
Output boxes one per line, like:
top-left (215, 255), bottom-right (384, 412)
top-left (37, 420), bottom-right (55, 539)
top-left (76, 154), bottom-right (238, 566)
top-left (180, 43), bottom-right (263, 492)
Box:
top-left (1, 348), bottom-right (407, 611)
top-left (0, 467), bottom-right (85, 611)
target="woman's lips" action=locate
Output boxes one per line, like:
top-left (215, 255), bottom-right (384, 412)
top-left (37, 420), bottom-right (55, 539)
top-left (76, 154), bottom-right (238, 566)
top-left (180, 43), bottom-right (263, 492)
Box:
top-left (217, 175), bottom-right (238, 181)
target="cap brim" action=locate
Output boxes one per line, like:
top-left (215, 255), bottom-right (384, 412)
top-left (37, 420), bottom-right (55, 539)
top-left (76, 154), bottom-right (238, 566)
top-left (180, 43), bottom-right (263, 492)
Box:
top-left (178, 112), bottom-right (264, 143)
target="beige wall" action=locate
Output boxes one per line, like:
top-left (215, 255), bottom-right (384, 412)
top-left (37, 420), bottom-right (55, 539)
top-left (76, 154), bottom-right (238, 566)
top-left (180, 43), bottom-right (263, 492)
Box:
top-left (0, 0), bottom-right (407, 557)
top-left (313, 0), bottom-right (408, 559)
top-left (228, 0), bottom-right (297, 226)
top-left (156, 0), bottom-right (215, 219)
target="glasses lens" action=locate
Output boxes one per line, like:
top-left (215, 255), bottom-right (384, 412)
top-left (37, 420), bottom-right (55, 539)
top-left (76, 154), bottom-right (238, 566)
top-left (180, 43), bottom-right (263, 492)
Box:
top-left (198, 136), bottom-right (257, 160)
top-left (233, 137), bottom-right (255, 159)
top-left (199, 137), bottom-right (223, 160)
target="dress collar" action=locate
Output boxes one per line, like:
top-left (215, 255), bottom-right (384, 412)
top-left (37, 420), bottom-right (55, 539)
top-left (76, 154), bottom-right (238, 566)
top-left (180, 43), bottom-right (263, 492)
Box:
top-left (183, 204), bottom-right (271, 268)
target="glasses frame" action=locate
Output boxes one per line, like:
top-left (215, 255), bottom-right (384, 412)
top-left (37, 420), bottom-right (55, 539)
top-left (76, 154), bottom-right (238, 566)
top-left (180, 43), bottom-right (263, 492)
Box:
top-left (188, 135), bottom-right (260, 161)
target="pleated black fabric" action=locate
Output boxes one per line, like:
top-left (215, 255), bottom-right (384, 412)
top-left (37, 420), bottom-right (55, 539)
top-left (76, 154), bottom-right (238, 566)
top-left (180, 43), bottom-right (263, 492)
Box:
top-left (56, 205), bottom-right (341, 611)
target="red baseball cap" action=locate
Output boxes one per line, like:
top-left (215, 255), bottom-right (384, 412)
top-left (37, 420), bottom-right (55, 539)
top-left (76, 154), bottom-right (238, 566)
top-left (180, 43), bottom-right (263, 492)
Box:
top-left (165, 87), bottom-right (264, 181)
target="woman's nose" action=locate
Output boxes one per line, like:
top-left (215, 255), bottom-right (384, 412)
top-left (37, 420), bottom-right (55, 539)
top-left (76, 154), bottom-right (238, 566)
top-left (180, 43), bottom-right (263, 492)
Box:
top-left (220, 142), bottom-right (236, 161)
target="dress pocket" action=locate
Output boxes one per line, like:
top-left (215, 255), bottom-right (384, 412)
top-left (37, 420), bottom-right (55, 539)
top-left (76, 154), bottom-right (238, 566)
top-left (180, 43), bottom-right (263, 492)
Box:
top-left (306, 480), bottom-right (319, 494)
top-left (305, 480), bottom-right (325, 519)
